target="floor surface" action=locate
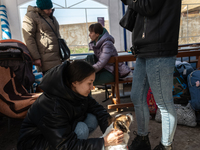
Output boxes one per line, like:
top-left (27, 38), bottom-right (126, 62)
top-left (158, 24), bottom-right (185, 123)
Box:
top-left (0, 85), bottom-right (200, 150)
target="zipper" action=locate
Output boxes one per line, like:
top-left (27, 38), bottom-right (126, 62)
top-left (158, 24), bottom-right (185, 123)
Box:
top-left (142, 17), bottom-right (147, 39)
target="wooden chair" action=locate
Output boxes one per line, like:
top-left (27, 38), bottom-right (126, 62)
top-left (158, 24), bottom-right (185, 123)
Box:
top-left (106, 46), bottom-right (200, 112)
top-left (105, 55), bottom-right (136, 112)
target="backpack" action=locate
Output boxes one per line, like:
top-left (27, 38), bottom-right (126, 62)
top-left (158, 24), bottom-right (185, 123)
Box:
top-left (146, 87), bottom-right (158, 115)
top-left (155, 103), bottom-right (197, 127)
top-left (175, 61), bottom-right (194, 82)
top-left (173, 67), bottom-right (191, 105)
top-left (187, 69), bottom-right (200, 111)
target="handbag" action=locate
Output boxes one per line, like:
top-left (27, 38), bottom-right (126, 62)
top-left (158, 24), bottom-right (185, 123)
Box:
top-left (119, 6), bottom-right (137, 32)
top-left (155, 103), bottom-right (197, 127)
top-left (58, 38), bottom-right (70, 60)
top-left (39, 14), bottom-right (70, 61)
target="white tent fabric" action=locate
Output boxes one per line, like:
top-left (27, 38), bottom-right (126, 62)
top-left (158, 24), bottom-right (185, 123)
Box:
top-left (0, 0), bottom-right (125, 51)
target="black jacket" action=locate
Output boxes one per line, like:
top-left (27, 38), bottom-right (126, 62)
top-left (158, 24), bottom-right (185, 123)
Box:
top-left (17, 61), bottom-right (111, 150)
top-left (125, 0), bottom-right (182, 58)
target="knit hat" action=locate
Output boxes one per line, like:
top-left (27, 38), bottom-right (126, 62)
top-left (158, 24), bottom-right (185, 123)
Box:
top-left (36, 0), bottom-right (53, 10)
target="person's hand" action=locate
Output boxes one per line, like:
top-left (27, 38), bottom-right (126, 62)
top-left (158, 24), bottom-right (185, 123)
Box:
top-left (34, 59), bottom-right (42, 67)
top-left (104, 130), bottom-right (124, 147)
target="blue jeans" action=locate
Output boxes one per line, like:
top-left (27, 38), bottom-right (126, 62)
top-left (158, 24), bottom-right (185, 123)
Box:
top-left (131, 56), bottom-right (177, 146)
top-left (74, 113), bottom-right (98, 140)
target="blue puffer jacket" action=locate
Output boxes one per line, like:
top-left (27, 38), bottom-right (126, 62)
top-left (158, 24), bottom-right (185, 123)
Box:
top-left (89, 30), bottom-right (131, 78)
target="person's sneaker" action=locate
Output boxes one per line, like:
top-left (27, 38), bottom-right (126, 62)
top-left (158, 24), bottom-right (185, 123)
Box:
top-left (128, 131), bottom-right (151, 150)
top-left (153, 142), bottom-right (172, 150)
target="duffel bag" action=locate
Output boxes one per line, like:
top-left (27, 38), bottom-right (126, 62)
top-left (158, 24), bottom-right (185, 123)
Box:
top-left (175, 61), bottom-right (194, 82)
top-left (173, 67), bottom-right (191, 105)
top-left (187, 69), bottom-right (200, 111)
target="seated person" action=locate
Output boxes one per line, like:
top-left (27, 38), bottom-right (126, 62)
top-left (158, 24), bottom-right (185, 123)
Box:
top-left (17, 60), bottom-right (124, 150)
top-left (87, 23), bottom-right (131, 85)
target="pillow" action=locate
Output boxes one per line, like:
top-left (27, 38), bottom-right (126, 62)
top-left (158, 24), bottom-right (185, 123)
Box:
top-left (155, 103), bottom-right (197, 127)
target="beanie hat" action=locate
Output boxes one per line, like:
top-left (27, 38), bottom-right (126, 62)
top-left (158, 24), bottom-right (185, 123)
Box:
top-left (36, 0), bottom-right (53, 10)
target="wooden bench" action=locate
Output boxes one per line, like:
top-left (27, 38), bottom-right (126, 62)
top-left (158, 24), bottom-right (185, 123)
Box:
top-left (106, 46), bottom-right (200, 112)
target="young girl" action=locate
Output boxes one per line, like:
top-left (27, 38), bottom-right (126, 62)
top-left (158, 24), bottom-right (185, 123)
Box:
top-left (17, 60), bottom-right (124, 150)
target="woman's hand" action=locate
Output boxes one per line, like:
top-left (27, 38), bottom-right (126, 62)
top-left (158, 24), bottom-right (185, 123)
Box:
top-left (104, 130), bottom-right (124, 147)
top-left (34, 59), bottom-right (42, 67)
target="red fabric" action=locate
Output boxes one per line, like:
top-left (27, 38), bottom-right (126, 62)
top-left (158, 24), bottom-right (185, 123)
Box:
top-left (147, 87), bottom-right (158, 114)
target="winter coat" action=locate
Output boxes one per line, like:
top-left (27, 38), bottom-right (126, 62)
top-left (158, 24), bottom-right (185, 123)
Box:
top-left (89, 31), bottom-right (131, 78)
top-left (22, 5), bottom-right (62, 72)
top-left (17, 61), bottom-right (111, 150)
top-left (125, 0), bottom-right (182, 58)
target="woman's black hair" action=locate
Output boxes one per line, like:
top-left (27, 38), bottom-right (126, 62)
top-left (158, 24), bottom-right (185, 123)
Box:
top-left (89, 23), bottom-right (103, 35)
top-left (64, 60), bottom-right (95, 88)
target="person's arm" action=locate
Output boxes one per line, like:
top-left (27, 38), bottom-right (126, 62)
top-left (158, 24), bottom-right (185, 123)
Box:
top-left (22, 15), bottom-right (41, 61)
top-left (38, 110), bottom-right (105, 150)
top-left (121, 0), bottom-right (166, 17)
top-left (87, 96), bottom-right (111, 133)
top-left (93, 41), bottom-right (114, 72)
top-left (87, 97), bottom-right (124, 148)
top-left (34, 59), bottom-right (42, 67)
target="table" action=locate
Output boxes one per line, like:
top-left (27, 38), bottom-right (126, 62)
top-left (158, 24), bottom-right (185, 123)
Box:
top-left (69, 52), bottom-right (132, 61)
top-left (178, 46), bottom-right (200, 51)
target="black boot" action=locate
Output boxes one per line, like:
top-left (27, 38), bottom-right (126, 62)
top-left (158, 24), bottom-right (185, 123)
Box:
top-left (153, 142), bottom-right (172, 150)
top-left (128, 131), bottom-right (151, 150)
top-left (196, 111), bottom-right (200, 124)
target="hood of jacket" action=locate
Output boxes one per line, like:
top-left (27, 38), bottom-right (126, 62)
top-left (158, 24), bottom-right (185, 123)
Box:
top-left (39, 61), bottom-right (88, 102)
top-left (89, 30), bottom-right (115, 50)
top-left (27, 5), bottom-right (53, 18)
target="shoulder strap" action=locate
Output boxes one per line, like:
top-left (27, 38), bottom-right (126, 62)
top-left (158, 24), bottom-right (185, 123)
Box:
top-left (39, 13), bottom-right (58, 38)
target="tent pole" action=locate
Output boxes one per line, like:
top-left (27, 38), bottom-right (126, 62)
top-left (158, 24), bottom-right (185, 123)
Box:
top-left (0, 0), bottom-right (3, 5)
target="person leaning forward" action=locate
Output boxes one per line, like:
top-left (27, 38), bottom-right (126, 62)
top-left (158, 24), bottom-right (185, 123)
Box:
top-left (17, 60), bottom-right (124, 150)
top-left (22, 0), bottom-right (62, 74)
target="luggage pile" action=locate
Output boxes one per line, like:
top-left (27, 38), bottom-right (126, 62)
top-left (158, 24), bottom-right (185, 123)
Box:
top-left (155, 61), bottom-right (200, 126)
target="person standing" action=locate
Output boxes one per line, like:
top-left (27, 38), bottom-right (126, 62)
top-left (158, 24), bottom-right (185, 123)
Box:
top-left (22, 0), bottom-right (62, 74)
top-left (120, 0), bottom-right (182, 150)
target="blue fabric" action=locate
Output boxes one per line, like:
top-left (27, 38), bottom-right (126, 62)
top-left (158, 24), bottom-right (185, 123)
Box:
top-left (131, 56), bottom-right (177, 146)
top-left (187, 70), bottom-right (200, 111)
top-left (74, 113), bottom-right (105, 150)
top-left (31, 65), bottom-right (43, 93)
top-left (175, 61), bottom-right (194, 81)
top-left (74, 113), bottom-right (98, 139)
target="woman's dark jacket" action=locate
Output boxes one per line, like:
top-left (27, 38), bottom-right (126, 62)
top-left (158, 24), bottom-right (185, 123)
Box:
top-left (124, 0), bottom-right (182, 58)
top-left (17, 61), bottom-right (111, 150)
